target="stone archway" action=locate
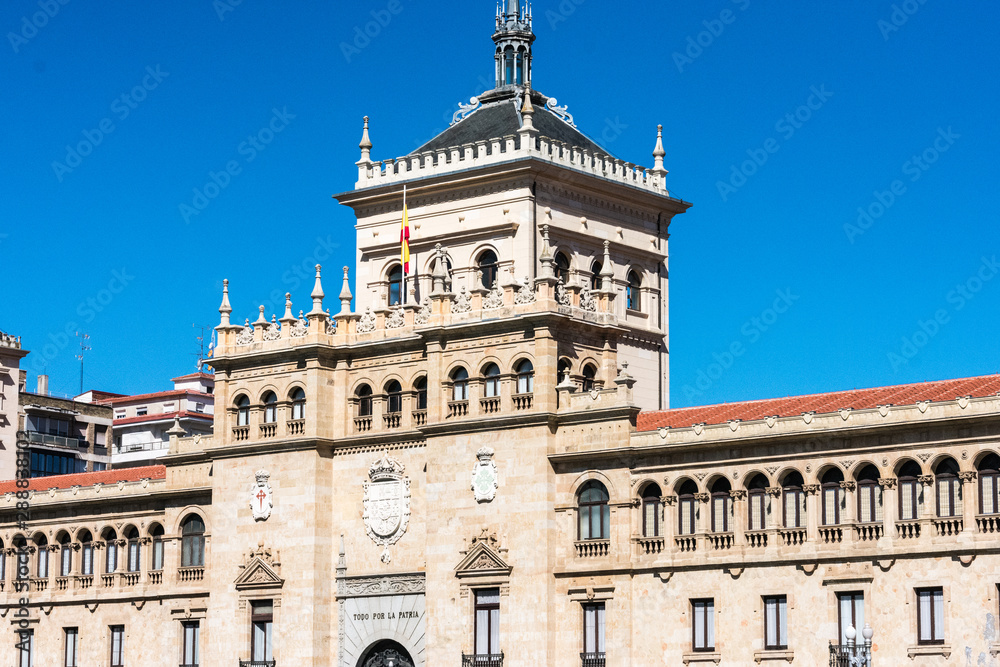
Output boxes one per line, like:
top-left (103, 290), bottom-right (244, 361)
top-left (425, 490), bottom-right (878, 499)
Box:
top-left (357, 639), bottom-right (414, 667)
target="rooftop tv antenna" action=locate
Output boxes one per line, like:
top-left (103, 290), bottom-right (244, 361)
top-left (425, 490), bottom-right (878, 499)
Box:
top-left (74, 331), bottom-right (90, 394)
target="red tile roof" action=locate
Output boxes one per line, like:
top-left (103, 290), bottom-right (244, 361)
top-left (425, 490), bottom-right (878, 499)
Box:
top-left (112, 410), bottom-right (213, 426)
top-left (97, 389), bottom-right (213, 406)
top-left (637, 374), bottom-right (1000, 432)
top-left (0, 465), bottom-right (166, 493)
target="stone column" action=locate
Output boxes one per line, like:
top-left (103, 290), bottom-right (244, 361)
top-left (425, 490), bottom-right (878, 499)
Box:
top-left (766, 487), bottom-right (782, 530)
top-left (959, 471), bottom-right (978, 534)
top-left (918, 475), bottom-right (935, 520)
top-left (694, 493), bottom-right (710, 551)
top-left (879, 477), bottom-right (897, 542)
top-left (840, 481), bottom-right (857, 543)
top-left (662, 495), bottom-right (677, 550)
top-left (731, 490), bottom-right (747, 546)
top-left (804, 484), bottom-right (820, 541)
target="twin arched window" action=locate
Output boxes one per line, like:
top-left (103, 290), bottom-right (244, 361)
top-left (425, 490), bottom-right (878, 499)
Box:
top-left (857, 465), bottom-right (883, 523)
top-left (935, 457), bottom-right (961, 518)
top-left (578, 481), bottom-right (610, 540)
top-left (79, 530), bottom-right (94, 576)
top-left (898, 460), bottom-right (922, 521)
top-left (483, 364), bottom-right (501, 398)
top-left (151, 524), bottom-right (165, 571)
top-left (58, 532), bottom-right (72, 576)
top-left (356, 385), bottom-right (374, 417)
top-left (34, 534), bottom-right (48, 578)
top-left (642, 484), bottom-right (662, 537)
top-left (262, 392), bottom-right (277, 424)
top-left (478, 250), bottom-right (499, 289)
top-left (102, 528), bottom-right (118, 573)
top-left (290, 388), bottom-right (305, 420)
top-left (515, 360), bottom-right (534, 394)
top-left (821, 468), bottom-right (845, 526)
top-left (452, 368), bottom-right (470, 401)
top-left (710, 478), bottom-right (732, 533)
top-left (747, 474), bottom-right (769, 531)
top-left (126, 527), bottom-right (141, 573)
top-left (782, 472), bottom-right (805, 529)
top-left (181, 515), bottom-right (206, 568)
top-left (626, 270), bottom-right (642, 311)
top-left (236, 395), bottom-right (250, 426)
top-left (385, 381), bottom-right (403, 414)
top-left (678, 480), bottom-right (698, 535)
top-left (387, 264), bottom-right (403, 306)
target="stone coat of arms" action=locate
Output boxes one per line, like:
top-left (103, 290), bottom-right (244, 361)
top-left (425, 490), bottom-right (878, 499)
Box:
top-left (471, 446), bottom-right (498, 503)
top-left (363, 451), bottom-right (411, 563)
top-left (250, 469), bottom-right (273, 522)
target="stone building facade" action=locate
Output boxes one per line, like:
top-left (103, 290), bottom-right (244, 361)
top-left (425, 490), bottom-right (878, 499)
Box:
top-left (2, 3), bottom-right (999, 666)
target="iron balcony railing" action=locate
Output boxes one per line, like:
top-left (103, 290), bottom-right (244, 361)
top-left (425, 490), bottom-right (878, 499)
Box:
top-left (238, 662), bottom-right (275, 667)
top-left (462, 653), bottom-right (504, 667)
top-left (581, 652), bottom-right (606, 667)
top-left (27, 431), bottom-right (81, 449)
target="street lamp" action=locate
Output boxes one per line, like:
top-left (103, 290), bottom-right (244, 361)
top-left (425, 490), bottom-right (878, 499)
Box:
top-left (842, 624), bottom-right (874, 666)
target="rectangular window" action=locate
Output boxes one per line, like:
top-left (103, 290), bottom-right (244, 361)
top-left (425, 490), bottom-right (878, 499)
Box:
top-left (900, 480), bottom-right (920, 520)
top-left (783, 490), bottom-right (805, 528)
top-left (106, 543), bottom-right (118, 573)
top-left (251, 600), bottom-right (274, 662)
top-left (182, 621), bottom-right (200, 667)
top-left (82, 543), bottom-right (93, 575)
top-left (983, 474), bottom-right (998, 514)
top-left (136, 408), bottom-right (147, 417)
top-left (917, 588), bottom-right (944, 644)
top-left (18, 630), bottom-right (33, 667)
top-left (679, 498), bottom-right (696, 535)
top-left (692, 599), bottom-right (715, 652)
top-left (61, 545), bottom-right (72, 576)
top-left (711, 495), bottom-right (730, 533)
top-left (583, 602), bottom-right (606, 657)
top-left (764, 596), bottom-right (788, 650)
top-left (937, 478), bottom-right (961, 518)
top-left (822, 487), bottom-right (840, 525)
top-left (38, 546), bottom-right (49, 578)
top-left (858, 483), bottom-right (883, 523)
top-left (474, 588), bottom-right (500, 656)
top-left (127, 540), bottom-right (140, 573)
top-left (64, 628), bottom-right (78, 667)
top-left (110, 626), bottom-right (125, 667)
top-left (837, 592), bottom-right (865, 646)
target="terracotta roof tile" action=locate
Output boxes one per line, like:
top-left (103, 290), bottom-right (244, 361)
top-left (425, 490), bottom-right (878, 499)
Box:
top-left (112, 410), bottom-right (212, 426)
top-left (0, 465), bottom-right (166, 493)
top-left (637, 374), bottom-right (1000, 432)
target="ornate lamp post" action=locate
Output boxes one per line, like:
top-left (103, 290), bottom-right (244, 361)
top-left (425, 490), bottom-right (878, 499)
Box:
top-left (833, 623), bottom-right (874, 667)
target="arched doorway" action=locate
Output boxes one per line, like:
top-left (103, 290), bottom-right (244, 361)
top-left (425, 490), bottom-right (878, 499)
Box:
top-left (358, 640), bottom-right (414, 667)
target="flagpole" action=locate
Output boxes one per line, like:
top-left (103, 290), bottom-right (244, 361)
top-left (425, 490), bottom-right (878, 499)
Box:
top-left (402, 184), bottom-right (407, 305)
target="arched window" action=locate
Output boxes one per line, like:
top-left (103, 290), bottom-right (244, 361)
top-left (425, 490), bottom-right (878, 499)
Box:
top-left (821, 468), bottom-right (845, 526)
top-left (12, 536), bottom-right (28, 581)
top-left (290, 388), bottom-right (305, 421)
top-left (578, 481), bottom-right (610, 540)
top-left (478, 250), bottom-right (499, 289)
top-left (78, 530), bottom-right (94, 576)
top-left (590, 261), bottom-right (602, 291)
top-left (781, 472), bottom-right (805, 529)
top-left (935, 458), bottom-right (961, 518)
top-left (710, 478), bottom-right (732, 533)
top-left (126, 527), bottom-right (141, 573)
top-left (678, 480), bottom-right (698, 535)
top-left (236, 395), bottom-right (250, 427)
top-left (503, 47), bottom-right (514, 86)
top-left (150, 524), bottom-right (165, 571)
top-left (34, 534), bottom-right (48, 579)
top-left (557, 359), bottom-right (572, 385)
top-left (856, 465), bottom-right (883, 523)
top-left (979, 454), bottom-right (1000, 515)
top-left (356, 385), bottom-right (373, 417)
top-left (515, 359), bottom-right (534, 394)
top-left (898, 460), bottom-right (922, 521)
top-left (181, 515), bottom-right (206, 568)
top-left (626, 270), bottom-right (642, 311)
top-left (101, 528), bottom-right (118, 574)
top-left (385, 380), bottom-right (402, 414)
top-left (387, 264), bottom-right (403, 306)
top-left (58, 532), bottom-right (72, 577)
top-left (641, 483), bottom-right (662, 537)
top-left (482, 363), bottom-right (501, 398)
top-left (515, 49), bottom-right (524, 85)
top-left (747, 474), bottom-right (769, 531)
top-left (555, 252), bottom-right (571, 285)
top-left (414, 377), bottom-right (428, 411)
top-left (582, 364), bottom-right (598, 392)
top-left (261, 391), bottom-right (277, 424)
top-left (452, 368), bottom-right (470, 402)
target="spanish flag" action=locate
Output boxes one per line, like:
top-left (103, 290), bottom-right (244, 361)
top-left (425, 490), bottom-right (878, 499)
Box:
top-left (400, 185), bottom-right (410, 274)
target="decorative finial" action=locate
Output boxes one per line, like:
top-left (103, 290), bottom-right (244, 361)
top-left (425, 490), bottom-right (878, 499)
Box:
top-left (281, 293), bottom-right (295, 322)
top-left (339, 266), bottom-right (353, 315)
top-left (219, 279), bottom-right (232, 326)
top-left (309, 264), bottom-right (325, 315)
top-left (256, 305), bottom-right (268, 324)
top-left (600, 240), bottom-right (613, 291)
top-left (359, 116), bottom-right (373, 161)
top-left (652, 124), bottom-right (667, 176)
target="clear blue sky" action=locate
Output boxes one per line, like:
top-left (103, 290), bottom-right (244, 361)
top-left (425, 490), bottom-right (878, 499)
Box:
top-left (2, 0), bottom-right (998, 407)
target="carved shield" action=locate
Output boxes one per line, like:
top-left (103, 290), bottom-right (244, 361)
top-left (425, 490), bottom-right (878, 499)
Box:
top-left (365, 480), bottom-right (404, 538)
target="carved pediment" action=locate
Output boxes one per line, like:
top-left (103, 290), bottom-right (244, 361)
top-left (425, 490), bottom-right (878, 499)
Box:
top-left (235, 557), bottom-right (284, 591)
top-left (455, 540), bottom-right (512, 579)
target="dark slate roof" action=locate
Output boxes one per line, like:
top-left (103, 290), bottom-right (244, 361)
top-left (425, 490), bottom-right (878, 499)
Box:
top-left (412, 88), bottom-right (612, 157)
